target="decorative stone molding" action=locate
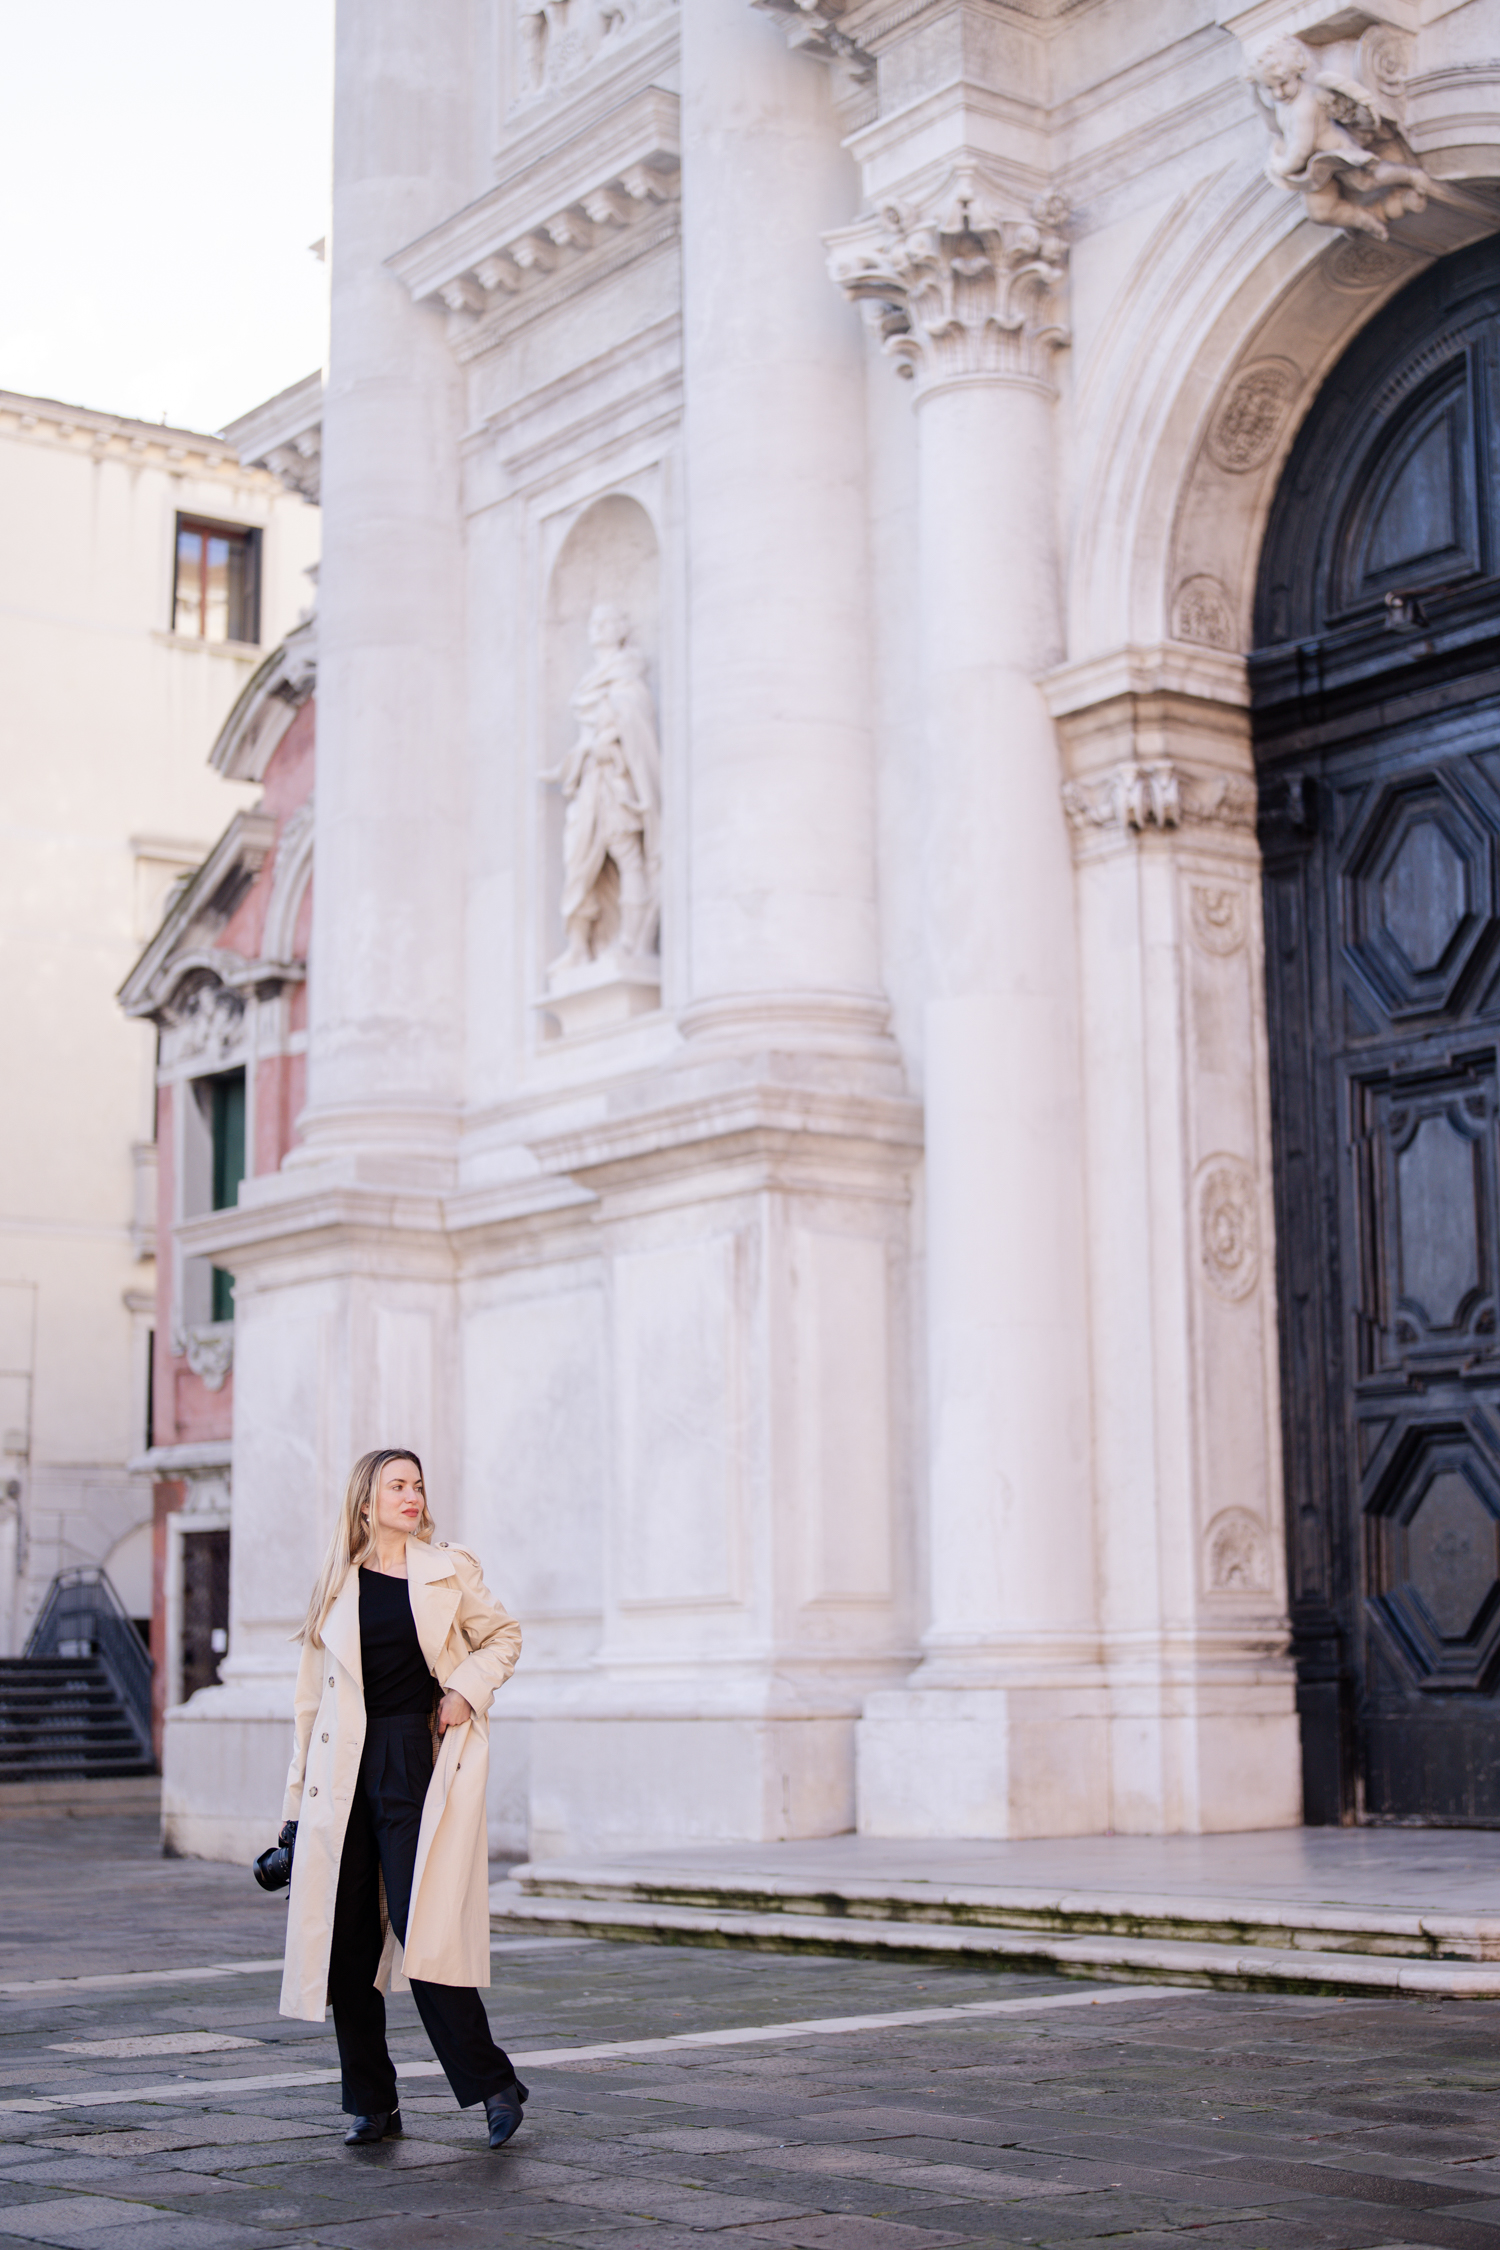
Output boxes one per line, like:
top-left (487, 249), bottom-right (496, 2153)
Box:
top-left (176, 1322), bottom-right (235, 1392)
top-left (1206, 359), bottom-right (1301, 474)
top-left (514, 0), bottom-right (676, 104)
top-left (826, 169), bottom-right (1069, 393)
top-left (1172, 574), bottom-right (1235, 649)
top-left (1197, 1157), bottom-right (1260, 1302)
top-left (1188, 882), bottom-right (1249, 957)
top-left (1061, 761), bottom-right (1257, 842)
top-left (159, 982), bottom-right (247, 1073)
top-left (260, 800), bottom-right (315, 972)
top-left (1244, 26), bottom-right (1438, 241)
top-left (1205, 1507), bottom-right (1271, 1593)
top-left (749, 0), bottom-right (873, 81)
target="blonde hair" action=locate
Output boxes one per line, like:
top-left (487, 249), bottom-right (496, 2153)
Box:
top-left (299, 1448), bottom-right (434, 1646)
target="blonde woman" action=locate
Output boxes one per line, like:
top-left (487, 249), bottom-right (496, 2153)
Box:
top-left (277, 1448), bottom-right (525, 2147)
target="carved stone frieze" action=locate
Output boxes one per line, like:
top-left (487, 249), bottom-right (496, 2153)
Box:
top-left (826, 169), bottom-right (1069, 394)
top-left (1061, 760), bottom-right (1257, 846)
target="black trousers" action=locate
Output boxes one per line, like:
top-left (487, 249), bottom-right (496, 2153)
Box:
top-left (328, 1713), bottom-right (518, 2114)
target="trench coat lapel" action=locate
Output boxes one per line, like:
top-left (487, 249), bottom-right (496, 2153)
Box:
top-left (406, 1538), bottom-right (461, 1673)
top-left (319, 1566), bottom-right (362, 1687)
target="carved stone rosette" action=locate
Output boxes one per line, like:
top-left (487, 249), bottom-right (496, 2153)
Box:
top-left (827, 169), bottom-right (1070, 394)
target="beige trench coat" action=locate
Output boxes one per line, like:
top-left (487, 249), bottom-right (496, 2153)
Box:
top-left (278, 1538), bottom-right (522, 2023)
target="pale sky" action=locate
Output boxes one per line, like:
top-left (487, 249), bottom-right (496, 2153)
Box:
top-left (0, 0), bottom-right (335, 436)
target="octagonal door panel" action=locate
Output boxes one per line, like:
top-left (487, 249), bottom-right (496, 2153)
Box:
top-left (1254, 233), bottom-right (1500, 1826)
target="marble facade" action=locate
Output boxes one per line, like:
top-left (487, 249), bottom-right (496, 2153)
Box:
top-left (157, 0), bottom-right (1500, 1859)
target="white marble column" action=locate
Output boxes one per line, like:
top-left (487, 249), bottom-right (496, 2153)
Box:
top-left (160, 0), bottom-right (475, 1859)
top-left (832, 177), bottom-right (1104, 1834)
top-left (680, 0), bottom-right (883, 1032)
top-left (302, 0), bottom-right (471, 1172)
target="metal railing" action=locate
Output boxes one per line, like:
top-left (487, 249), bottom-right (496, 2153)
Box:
top-left (23, 1568), bottom-right (154, 1761)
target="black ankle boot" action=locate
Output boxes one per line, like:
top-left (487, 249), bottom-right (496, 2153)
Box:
top-left (344, 2107), bottom-right (401, 2144)
top-left (484, 2082), bottom-right (526, 2148)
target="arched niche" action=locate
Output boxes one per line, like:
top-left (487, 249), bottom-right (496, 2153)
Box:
top-left (540, 494), bottom-right (661, 970)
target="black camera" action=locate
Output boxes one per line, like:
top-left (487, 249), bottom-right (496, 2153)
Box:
top-left (252, 1820), bottom-right (298, 1892)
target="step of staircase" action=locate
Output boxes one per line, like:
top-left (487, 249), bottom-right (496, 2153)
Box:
top-left (0, 1657), bottom-right (154, 1782)
top-left (491, 1858), bottom-right (1500, 1999)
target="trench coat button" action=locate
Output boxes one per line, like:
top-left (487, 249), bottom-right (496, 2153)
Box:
top-left (328, 1676), bottom-right (334, 1687)
top-left (321, 1732), bottom-right (329, 1743)
top-left (309, 1786), bottom-right (318, 1797)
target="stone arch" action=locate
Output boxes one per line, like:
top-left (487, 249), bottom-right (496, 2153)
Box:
top-left (1063, 122), bottom-right (1500, 668)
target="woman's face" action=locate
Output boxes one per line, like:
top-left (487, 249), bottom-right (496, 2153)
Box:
top-left (370, 1457), bottom-right (425, 1539)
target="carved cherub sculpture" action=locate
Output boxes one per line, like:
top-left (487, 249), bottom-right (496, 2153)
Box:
top-left (1247, 36), bottom-right (1434, 240)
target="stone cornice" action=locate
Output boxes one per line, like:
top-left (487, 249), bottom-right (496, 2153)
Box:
top-left (527, 1082), bottom-right (924, 1187)
top-left (0, 391), bottom-right (280, 485)
top-left (1042, 643), bottom-right (1250, 718)
top-left (223, 372), bottom-right (323, 502)
top-left (447, 208), bottom-right (680, 367)
top-left (389, 86), bottom-right (679, 338)
top-left (181, 1082), bottom-right (923, 1277)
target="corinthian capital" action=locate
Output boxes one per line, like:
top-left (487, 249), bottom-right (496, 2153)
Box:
top-left (826, 168), bottom-right (1069, 394)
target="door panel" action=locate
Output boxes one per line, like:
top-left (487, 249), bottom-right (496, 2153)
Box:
top-left (1253, 231), bottom-right (1500, 1821)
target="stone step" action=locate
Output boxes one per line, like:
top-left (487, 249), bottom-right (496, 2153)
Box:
top-left (490, 1860), bottom-right (1500, 1998)
top-left (0, 1653), bottom-right (153, 1784)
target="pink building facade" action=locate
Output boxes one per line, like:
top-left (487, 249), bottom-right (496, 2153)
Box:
top-left (121, 625), bottom-right (316, 1751)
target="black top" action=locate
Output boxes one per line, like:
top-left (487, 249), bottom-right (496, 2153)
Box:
top-left (358, 1568), bottom-right (436, 1718)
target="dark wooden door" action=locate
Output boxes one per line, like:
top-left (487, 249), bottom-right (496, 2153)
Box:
top-left (1254, 231), bottom-right (1500, 1823)
top-left (181, 1529), bottom-right (230, 1703)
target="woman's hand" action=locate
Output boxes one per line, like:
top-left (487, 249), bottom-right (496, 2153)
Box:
top-left (436, 1689), bottom-right (474, 1736)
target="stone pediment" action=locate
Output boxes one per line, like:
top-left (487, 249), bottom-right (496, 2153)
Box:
top-left (118, 810), bottom-right (279, 1025)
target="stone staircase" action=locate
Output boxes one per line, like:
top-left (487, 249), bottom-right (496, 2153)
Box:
top-left (491, 1854), bottom-right (1500, 1998)
top-left (0, 1656), bottom-right (155, 1784)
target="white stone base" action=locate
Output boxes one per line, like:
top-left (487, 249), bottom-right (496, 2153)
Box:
top-left (857, 1681), bottom-right (1302, 1838)
top-left (525, 1716), bottom-right (857, 1858)
top-left (856, 1687), bottom-right (1111, 1839)
top-left (542, 953), bottom-right (661, 1037)
top-left (160, 1682), bottom-right (295, 1865)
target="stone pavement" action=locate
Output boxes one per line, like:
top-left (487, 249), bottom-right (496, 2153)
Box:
top-left (4, 1814), bottom-right (1500, 2248)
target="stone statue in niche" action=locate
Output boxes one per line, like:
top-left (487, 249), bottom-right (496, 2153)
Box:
top-left (545, 602), bottom-right (661, 970)
top-left (1246, 36), bottom-right (1435, 240)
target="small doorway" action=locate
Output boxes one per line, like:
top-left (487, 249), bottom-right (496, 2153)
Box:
top-left (180, 1528), bottom-right (230, 1703)
top-left (1255, 231), bottom-right (1500, 1822)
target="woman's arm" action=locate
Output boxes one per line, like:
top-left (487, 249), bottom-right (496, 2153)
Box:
top-left (439, 1546), bottom-right (523, 1719)
top-left (279, 1635), bottom-right (324, 1823)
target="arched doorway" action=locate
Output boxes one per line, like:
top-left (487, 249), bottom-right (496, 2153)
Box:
top-left (1255, 230), bottom-right (1500, 1824)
